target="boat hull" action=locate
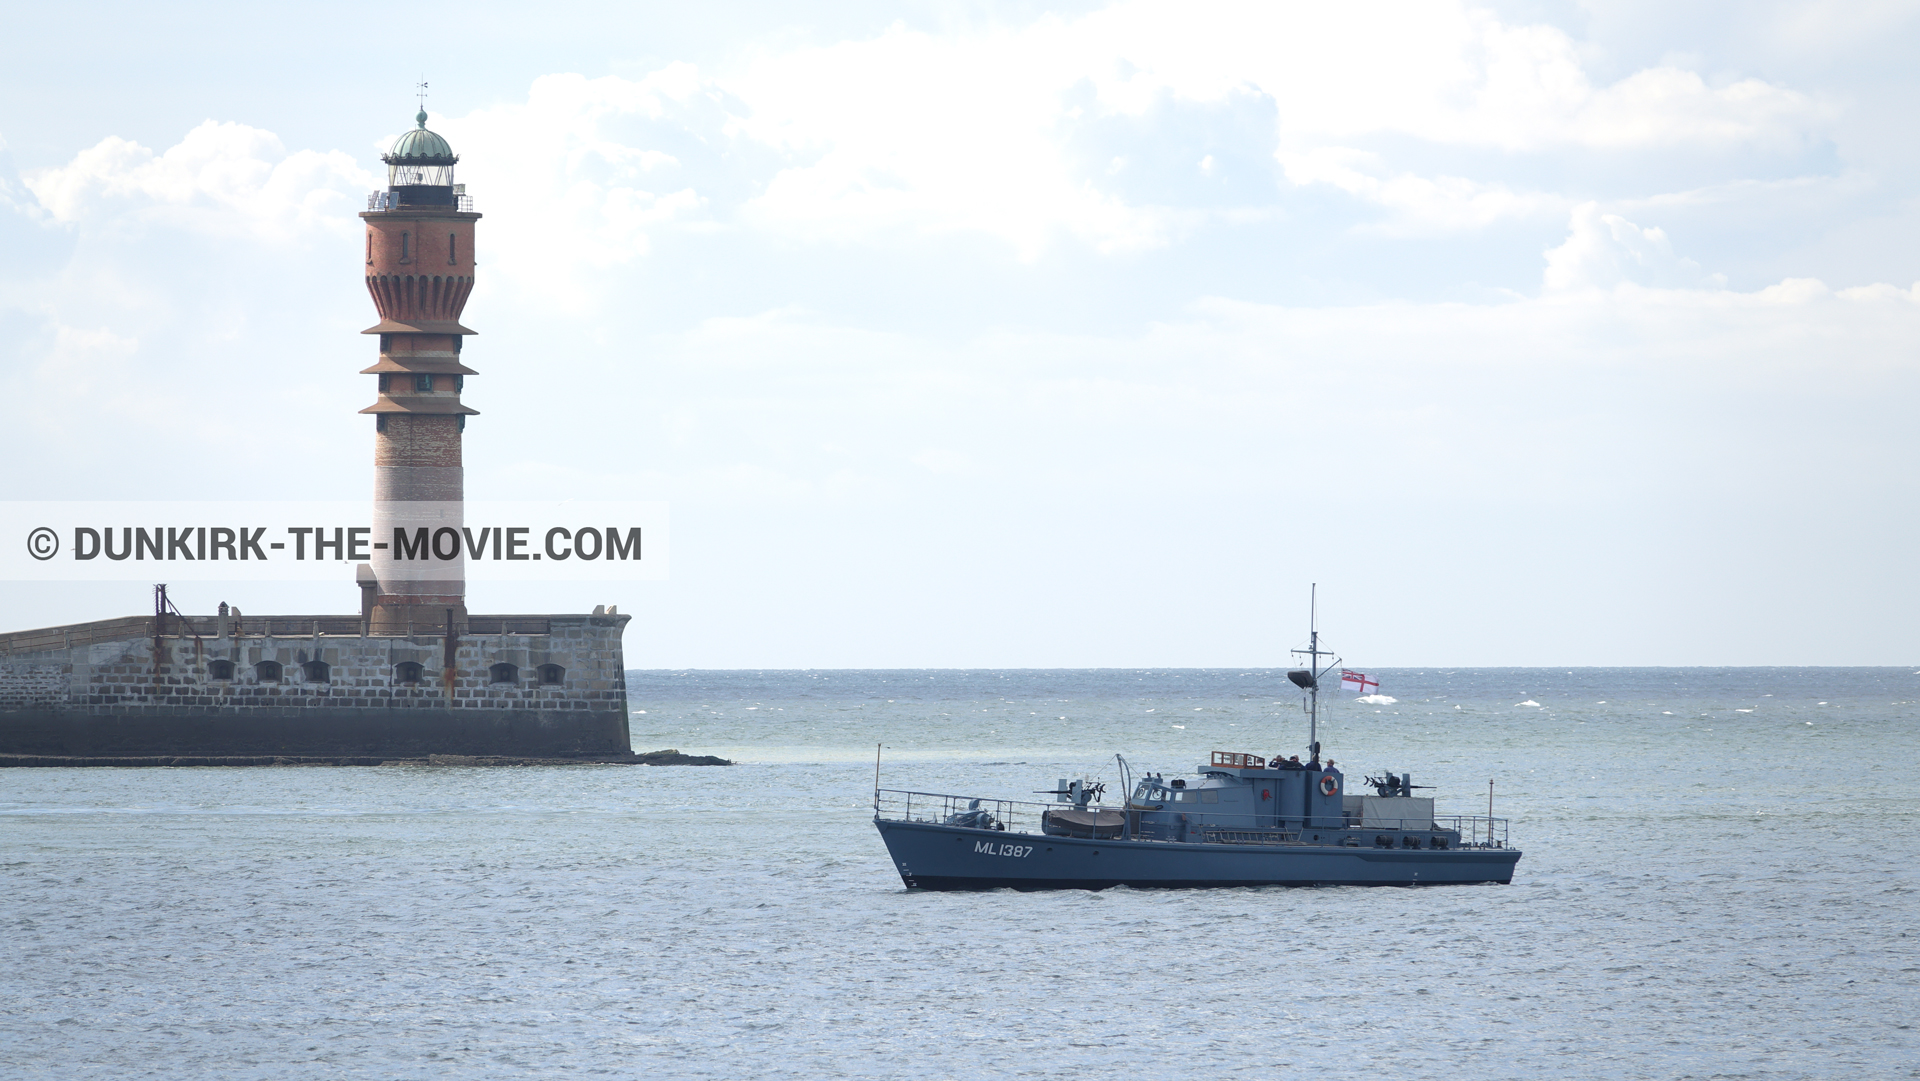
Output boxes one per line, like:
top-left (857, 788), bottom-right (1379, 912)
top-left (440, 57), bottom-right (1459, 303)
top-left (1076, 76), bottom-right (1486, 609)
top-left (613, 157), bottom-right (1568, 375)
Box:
top-left (874, 817), bottom-right (1520, 891)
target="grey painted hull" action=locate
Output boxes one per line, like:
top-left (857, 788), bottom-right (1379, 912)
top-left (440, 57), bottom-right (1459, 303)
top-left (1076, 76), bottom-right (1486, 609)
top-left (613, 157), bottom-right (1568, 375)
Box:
top-left (874, 817), bottom-right (1521, 890)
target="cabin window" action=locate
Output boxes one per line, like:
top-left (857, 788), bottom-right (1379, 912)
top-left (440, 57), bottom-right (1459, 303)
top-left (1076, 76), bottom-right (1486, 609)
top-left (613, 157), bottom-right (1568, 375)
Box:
top-left (415, 374), bottom-right (434, 393)
top-left (208, 659), bottom-right (235, 681)
top-left (255, 660), bottom-right (282, 682)
top-left (1200, 790), bottom-right (1219, 804)
top-left (537, 664), bottom-right (565, 685)
top-left (302, 660), bottom-right (330, 684)
top-left (400, 231), bottom-right (410, 260)
top-left (489, 663), bottom-right (518, 684)
top-left (394, 661), bottom-right (423, 684)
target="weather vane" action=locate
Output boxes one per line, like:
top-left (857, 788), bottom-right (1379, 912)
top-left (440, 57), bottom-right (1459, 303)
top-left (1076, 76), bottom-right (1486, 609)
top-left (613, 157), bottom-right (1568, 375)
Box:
top-left (416, 78), bottom-right (429, 112)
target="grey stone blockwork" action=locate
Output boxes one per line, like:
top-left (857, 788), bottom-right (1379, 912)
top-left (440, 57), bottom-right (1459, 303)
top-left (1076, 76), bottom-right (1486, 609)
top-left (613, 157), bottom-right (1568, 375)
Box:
top-left (0, 614), bottom-right (632, 758)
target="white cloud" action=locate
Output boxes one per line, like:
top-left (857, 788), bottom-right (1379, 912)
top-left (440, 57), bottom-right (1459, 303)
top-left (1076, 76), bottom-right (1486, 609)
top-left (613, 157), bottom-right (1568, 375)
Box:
top-left (1836, 281), bottom-right (1920, 302)
top-left (1569, 66), bottom-right (1818, 150)
top-left (21, 121), bottom-right (373, 240)
top-left (723, 22), bottom-right (1177, 257)
top-left (1071, 3), bottom-right (1819, 151)
top-left (1543, 202), bottom-right (1725, 291)
top-left (404, 1), bottom-right (1823, 259)
top-left (433, 70), bottom-right (710, 305)
top-left (720, 2), bottom-right (1821, 241)
top-left (9, 4), bottom-right (1829, 258)
top-left (1279, 147), bottom-right (1564, 235)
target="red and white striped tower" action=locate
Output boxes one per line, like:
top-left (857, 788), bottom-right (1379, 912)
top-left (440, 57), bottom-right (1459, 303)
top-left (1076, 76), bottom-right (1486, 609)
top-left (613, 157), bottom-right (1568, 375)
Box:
top-left (358, 106), bottom-right (481, 633)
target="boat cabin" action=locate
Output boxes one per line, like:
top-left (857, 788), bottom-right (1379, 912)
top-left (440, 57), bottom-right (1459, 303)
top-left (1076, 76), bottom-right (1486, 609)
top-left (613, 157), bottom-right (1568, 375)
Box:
top-left (1062, 750), bottom-right (1459, 850)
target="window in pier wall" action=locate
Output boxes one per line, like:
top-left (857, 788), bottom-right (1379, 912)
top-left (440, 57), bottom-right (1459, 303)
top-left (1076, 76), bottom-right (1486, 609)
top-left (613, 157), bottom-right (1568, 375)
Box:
top-left (538, 664), bottom-right (565, 685)
top-left (255, 661), bottom-right (282, 682)
top-left (394, 661), bottom-right (423, 684)
top-left (489, 663), bottom-right (518, 685)
top-left (208, 659), bottom-right (235, 681)
top-left (302, 661), bottom-right (330, 684)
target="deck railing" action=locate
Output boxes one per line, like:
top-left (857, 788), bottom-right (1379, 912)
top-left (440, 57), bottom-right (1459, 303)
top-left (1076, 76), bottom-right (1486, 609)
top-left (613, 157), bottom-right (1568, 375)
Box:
top-left (874, 789), bottom-right (1056, 836)
top-left (1435, 814), bottom-right (1510, 849)
top-left (875, 788), bottom-right (1513, 849)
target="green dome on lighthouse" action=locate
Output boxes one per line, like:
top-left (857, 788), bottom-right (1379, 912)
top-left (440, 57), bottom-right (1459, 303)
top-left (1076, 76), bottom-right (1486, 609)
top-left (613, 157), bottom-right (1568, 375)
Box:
top-left (383, 111), bottom-right (458, 165)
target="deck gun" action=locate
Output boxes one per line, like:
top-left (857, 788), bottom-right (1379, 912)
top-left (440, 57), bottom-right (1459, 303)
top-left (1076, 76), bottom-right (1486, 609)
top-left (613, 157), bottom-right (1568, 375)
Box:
top-left (1364, 772), bottom-right (1433, 798)
top-left (1036, 779), bottom-right (1105, 808)
top-left (943, 798), bottom-right (1005, 831)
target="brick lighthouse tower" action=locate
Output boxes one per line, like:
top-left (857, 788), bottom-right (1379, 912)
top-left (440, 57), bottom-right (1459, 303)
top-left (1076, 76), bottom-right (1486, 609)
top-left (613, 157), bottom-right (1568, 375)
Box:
top-left (357, 105), bottom-right (480, 633)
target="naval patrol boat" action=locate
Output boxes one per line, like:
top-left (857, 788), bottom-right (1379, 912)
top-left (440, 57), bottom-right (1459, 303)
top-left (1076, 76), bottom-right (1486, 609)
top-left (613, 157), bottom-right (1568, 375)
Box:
top-left (872, 599), bottom-right (1521, 890)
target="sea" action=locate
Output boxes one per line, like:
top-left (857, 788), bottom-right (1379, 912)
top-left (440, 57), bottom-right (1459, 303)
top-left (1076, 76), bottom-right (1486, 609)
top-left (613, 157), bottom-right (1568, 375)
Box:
top-left (4, 667), bottom-right (1917, 1080)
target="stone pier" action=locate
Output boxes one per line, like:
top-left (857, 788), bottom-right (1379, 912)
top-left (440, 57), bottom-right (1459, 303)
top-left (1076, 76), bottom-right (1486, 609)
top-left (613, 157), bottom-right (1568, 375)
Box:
top-left (0, 612), bottom-right (631, 758)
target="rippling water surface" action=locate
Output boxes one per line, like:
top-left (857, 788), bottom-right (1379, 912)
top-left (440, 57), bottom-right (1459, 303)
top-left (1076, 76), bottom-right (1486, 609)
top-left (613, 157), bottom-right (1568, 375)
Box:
top-left (5, 668), bottom-right (1918, 1079)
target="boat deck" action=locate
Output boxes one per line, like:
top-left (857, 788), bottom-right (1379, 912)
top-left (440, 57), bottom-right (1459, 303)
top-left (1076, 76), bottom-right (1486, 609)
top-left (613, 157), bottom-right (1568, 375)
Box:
top-left (874, 788), bottom-right (1513, 849)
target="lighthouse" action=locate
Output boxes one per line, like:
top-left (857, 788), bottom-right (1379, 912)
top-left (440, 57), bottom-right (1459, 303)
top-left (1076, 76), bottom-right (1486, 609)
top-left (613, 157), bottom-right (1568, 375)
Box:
top-left (358, 107), bottom-right (481, 633)
top-left (0, 100), bottom-right (643, 763)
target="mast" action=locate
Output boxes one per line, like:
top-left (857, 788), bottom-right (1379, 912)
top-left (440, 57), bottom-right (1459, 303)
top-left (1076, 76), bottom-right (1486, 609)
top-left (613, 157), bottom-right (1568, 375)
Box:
top-left (1307, 585), bottom-right (1318, 755)
top-left (1308, 585), bottom-right (1320, 757)
top-left (1289, 583), bottom-right (1338, 761)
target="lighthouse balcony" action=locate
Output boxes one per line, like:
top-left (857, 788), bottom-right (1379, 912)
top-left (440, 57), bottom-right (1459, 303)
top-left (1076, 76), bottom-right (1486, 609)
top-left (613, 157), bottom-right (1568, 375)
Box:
top-left (369, 188), bottom-right (475, 212)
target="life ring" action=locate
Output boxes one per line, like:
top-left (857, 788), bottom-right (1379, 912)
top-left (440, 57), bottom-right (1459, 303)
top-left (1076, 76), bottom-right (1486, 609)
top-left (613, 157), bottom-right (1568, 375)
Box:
top-left (1319, 774), bottom-right (1339, 797)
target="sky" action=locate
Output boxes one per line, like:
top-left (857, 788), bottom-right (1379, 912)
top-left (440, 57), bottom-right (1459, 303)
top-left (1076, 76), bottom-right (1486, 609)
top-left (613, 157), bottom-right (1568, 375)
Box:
top-left (3, 0), bottom-right (1919, 667)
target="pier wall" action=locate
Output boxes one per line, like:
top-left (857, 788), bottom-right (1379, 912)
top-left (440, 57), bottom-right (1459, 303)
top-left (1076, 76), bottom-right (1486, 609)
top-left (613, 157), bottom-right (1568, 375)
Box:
top-left (0, 613), bottom-right (631, 758)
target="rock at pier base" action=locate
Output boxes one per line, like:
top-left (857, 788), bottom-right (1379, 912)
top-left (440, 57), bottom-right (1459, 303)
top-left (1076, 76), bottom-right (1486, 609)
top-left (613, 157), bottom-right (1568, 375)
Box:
top-left (0, 750), bottom-right (733, 768)
top-left (426, 750), bottom-right (731, 767)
